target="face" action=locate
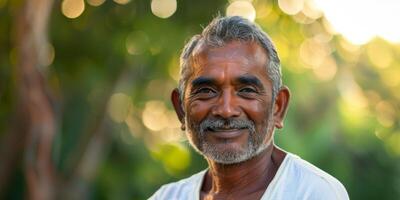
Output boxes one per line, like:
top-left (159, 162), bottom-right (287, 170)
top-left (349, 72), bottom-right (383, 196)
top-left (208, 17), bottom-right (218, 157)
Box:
top-left (175, 41), bottom-right (279, 164)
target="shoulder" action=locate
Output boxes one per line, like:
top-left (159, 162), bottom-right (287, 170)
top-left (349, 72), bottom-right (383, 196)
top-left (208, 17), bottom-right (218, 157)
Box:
top-left (148, 170), bottom-right (206, 200)
top-left (284, 154), bottom-right (349, 200)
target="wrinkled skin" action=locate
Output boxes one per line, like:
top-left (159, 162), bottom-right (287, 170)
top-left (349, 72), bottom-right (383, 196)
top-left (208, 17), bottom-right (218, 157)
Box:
top-left (171, 41), bottom-right (290, 200)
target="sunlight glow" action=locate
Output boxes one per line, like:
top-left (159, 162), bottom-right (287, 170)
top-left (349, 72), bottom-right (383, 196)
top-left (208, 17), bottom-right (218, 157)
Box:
top-left (314, 0), bottom-right (400, 44)
top-left (301, 0), bottom-right (322, 19)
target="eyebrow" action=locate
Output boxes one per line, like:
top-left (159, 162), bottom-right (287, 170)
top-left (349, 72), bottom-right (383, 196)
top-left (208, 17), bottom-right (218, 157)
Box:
top-left (191, 77), bottom-right (217, 88)
top-left (190, 75), bottom-right (265, 90)
top-left (236, 75), bottom-right (264, 90)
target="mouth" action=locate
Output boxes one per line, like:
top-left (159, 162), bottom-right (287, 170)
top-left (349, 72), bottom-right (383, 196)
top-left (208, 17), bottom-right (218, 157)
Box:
top-left (206, 127), bottom-right (246, 139)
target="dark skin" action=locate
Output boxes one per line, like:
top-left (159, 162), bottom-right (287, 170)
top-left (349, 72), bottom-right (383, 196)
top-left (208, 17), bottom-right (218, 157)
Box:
top-left (171, 41), bottom-right (290, 200)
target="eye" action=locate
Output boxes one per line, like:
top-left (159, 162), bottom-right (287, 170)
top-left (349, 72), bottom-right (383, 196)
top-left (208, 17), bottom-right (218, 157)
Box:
top-left (191, 87), bottom-right (217, 99)
top-left (197, 87), bottom-right (215, 94)
top-left (238, 87), bottom-right (257, 93)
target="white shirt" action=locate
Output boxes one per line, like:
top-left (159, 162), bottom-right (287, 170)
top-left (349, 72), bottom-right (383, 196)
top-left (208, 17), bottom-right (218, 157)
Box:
top-left (149, 153), bottom-right (349, 200)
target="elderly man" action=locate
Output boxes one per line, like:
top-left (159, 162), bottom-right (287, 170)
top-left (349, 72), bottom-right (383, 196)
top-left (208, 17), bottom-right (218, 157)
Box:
top-left (150, 16), bottom-right (349, 200)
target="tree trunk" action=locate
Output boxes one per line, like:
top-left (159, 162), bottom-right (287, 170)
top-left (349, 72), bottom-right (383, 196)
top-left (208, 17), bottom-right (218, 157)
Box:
top-left (14, 0), bottom-right (55, 199)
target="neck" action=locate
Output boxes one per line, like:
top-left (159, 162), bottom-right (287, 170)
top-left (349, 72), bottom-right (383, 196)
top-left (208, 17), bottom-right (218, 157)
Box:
top-left (201, 145), bottom-right (286, 197)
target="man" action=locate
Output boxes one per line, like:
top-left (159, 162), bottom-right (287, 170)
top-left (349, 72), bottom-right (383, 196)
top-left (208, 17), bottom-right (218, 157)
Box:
top-left (150, 16), bottom-right (349, 200)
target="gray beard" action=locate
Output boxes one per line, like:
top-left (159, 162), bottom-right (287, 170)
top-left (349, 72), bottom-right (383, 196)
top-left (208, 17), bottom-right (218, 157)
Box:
top-left (186, 116), bottom-right (274, 165)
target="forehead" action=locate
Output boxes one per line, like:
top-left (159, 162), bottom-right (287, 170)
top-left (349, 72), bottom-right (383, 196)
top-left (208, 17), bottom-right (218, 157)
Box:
top-left (189, 40), bottom-right (269, 78)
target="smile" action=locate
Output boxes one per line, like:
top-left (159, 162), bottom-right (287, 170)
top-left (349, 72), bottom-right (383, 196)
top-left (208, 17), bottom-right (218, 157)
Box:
top-left (206, 128), bottom-right (246, 139)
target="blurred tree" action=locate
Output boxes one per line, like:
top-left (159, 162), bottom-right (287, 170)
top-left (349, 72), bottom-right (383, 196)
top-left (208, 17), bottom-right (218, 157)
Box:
top-left (0, 0), bottom-right (56, 199)
top-left (0, 0), bottom-right (399, 199)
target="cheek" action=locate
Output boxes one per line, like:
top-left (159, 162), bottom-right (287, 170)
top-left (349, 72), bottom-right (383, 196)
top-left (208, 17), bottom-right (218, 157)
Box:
top-left (242, 100), bottom-right (271, 123)
top-left (186, 101), bottom-right (211, 122)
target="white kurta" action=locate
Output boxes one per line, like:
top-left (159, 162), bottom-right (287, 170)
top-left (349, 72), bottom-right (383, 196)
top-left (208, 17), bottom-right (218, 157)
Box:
top-left (149, 153), bottom-right (349, 200)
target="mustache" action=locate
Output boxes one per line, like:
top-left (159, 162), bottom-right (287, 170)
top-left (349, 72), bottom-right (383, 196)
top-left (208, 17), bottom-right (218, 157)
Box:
top-left (199, 117), bottom-right (255, 134)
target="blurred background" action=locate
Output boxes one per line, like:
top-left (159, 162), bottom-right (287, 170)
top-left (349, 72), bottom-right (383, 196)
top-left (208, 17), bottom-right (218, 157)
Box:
top-left (1, 0), bottom-right (399, 199)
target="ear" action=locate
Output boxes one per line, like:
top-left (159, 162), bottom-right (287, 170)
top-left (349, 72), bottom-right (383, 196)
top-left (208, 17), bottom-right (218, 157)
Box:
top-left (171, 88), bottom-right (185, 124)
top-left (273, 86), bottom-right (290, 129)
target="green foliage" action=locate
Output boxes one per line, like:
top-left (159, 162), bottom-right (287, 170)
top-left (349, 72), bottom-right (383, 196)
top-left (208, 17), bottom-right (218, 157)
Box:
top-left (1, 0), bottom-right (400, 199)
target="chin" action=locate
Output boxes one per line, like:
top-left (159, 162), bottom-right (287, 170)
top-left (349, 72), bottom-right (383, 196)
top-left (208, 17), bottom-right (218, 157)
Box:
top-left (200, 141), bottom-right (266, 165)
top-left (185, 123), bottom-right (273, 164)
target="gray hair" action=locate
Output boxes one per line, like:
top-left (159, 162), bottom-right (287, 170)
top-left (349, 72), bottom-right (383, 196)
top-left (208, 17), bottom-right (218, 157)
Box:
top-left (178, 16), bottom-right (282, 100)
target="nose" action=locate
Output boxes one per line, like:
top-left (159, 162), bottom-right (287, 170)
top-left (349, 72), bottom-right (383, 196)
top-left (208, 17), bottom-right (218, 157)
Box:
top-left (211, 89), bottom-right (241, 118)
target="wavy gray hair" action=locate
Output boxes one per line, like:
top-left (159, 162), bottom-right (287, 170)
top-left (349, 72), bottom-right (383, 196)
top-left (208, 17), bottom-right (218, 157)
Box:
top-left (178, 16), bottom-right (282, 100)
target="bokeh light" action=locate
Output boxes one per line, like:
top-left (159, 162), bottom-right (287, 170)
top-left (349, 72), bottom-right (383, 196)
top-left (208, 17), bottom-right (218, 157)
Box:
top-left (301, 0), bottom-right (322, 19)
top-left (151, 0), bottom-right (177, 19)
top-left (226, 0), bottom-right (256, 22)
top-left (253, 0), bottom-right (272, 19)
top-left (108, 93), bottom-right (132, 123)
top-left (113, 0), bottom-right (130, 5)
top-left (86, 0), bottom-right (105, 7)
top-left (142, 100), bottom-right (170, 131)
top-left (375, 101), bottom-right (396, 128)
top-left (312, 56), bottom-right (337, 81)
top-left (299, 37), bottom-right (331, 69)
top-left (381, 68), bottom-right (400, 88)
top-left (278, 0), bottom-right (304, 15)
top-left (145, 79), bottom-right (175, 101)
top-left (4, 0), bottom-right (400, 199)
top-left (61, 0), bottom-right (85, 19)
top-left (366, 41), bottom-right (394, 69)
top-left (125, 114), bottom-right (142, 138)
top-left (338, 38), bottom-right (360, 53)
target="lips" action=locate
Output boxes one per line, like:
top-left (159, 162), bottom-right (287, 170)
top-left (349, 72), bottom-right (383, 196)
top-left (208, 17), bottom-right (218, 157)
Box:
top-left (206, 128), bottom-right (246, 139)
